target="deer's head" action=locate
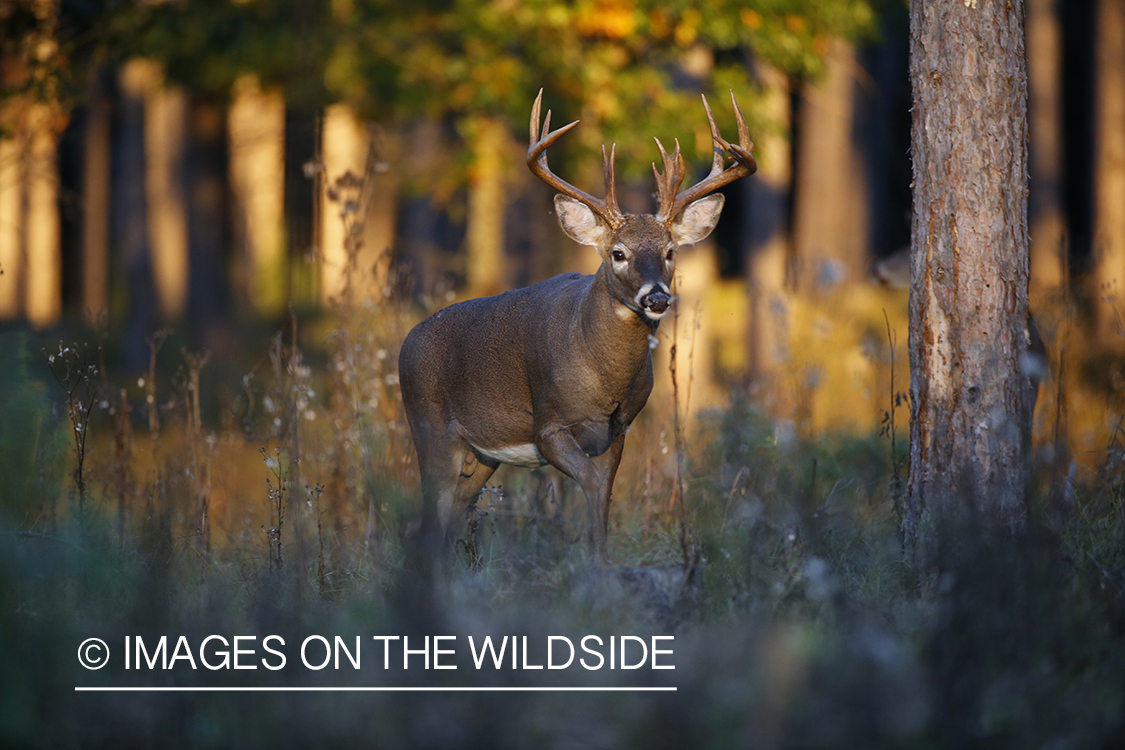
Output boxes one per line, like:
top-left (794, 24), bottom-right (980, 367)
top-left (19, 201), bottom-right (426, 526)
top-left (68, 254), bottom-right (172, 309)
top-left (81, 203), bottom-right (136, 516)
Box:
top-left (528, 91), bottom-right (758, 322)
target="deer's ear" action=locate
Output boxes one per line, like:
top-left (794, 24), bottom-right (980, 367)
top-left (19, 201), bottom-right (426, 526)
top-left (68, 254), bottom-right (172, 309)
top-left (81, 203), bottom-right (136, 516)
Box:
top-left (670, 194), bottom-right (725, 246)
top-left (554, 195), bottom-right (608, 246)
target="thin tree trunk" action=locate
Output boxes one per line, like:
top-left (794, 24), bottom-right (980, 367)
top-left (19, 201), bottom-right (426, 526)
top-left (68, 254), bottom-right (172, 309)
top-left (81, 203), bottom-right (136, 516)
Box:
top-left (139, 62), bottom-right (190, 322)
top-left (115, 60), bottom-right (158, 370)
top-left (1027, 0), bottom-right (1067, 297)
top-left (185, 97), bottom-right (230, 343)
top-left (746, 62), bottom-right (792, 395)
top-left (23, 100), bottom-right (62, 328)
top-left (82, 69), bottom-right (112, 321)
top-left (465, 115), bottom-right (509, 296)
top-left (792, 39), bottom-right (868, 292)
top-left (228, 74), bottom-right (287, 318)
top-left (1093, 0), bottom-right (1125, 345)
top-left (906, 0), bottom-right (1031, 572)
top-left (319, 104), bottom-right (398, 307)
top-left (0, 101), bottom-right (25, 320)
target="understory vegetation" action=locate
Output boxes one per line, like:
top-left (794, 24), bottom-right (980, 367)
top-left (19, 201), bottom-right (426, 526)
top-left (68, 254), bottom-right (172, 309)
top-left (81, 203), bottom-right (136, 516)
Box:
top-left (1, 309), bottom-right (1124, 749)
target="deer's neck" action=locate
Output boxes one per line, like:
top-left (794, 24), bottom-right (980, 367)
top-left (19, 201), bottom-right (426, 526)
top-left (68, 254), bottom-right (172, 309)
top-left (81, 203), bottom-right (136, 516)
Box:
top-left (575, 264), bottom-right (655, 374)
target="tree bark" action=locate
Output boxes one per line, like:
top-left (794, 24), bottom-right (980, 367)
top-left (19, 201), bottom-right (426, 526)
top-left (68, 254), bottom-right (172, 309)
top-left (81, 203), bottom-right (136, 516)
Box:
top-left (1093, 0), bottom-right (1125, 345)
top-left (906, 0), bottom-right (1031, 572)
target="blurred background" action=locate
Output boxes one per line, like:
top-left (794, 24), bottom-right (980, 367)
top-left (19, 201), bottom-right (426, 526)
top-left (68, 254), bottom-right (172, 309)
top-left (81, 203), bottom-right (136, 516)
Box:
top-left (1, 0), bottom-right (1120, 440)
top-left (5, 3), bottom-right (1125, 747)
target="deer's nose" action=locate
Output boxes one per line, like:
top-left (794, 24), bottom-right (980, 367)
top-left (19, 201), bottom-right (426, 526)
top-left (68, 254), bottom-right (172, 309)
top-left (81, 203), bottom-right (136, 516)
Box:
top-left (642, 290), bottom-right (670, 313)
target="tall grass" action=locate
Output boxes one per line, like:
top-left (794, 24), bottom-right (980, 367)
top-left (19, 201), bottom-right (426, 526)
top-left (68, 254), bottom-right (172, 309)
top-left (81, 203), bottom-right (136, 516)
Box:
top-left (2, 300), bottom-right (1124, 748)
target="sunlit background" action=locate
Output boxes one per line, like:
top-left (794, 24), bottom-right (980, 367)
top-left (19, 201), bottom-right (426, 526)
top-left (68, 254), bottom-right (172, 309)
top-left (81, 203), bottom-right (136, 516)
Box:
top-left (3, 2), bottom-right (1125, 746)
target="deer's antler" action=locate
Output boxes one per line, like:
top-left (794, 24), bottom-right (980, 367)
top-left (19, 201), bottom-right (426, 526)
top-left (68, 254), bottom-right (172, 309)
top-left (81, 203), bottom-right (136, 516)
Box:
top-left (527, 90), bottom-right (624, 229)
top-left (654, 91), bottom-right (758, 224)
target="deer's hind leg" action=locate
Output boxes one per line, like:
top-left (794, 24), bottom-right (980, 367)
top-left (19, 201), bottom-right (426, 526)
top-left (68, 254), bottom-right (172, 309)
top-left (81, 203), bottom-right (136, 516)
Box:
top-left (449, 449), bottom-right (499, 537)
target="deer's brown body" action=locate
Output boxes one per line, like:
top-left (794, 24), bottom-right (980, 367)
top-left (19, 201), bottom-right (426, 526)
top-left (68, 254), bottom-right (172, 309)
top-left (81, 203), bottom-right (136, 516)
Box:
top-left (400, 91), bottom-right (756, 563)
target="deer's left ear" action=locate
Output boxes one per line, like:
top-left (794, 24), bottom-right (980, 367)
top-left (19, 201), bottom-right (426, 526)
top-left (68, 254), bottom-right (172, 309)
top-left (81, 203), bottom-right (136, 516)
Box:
top-left (670, 194), bottom-right (725, 246)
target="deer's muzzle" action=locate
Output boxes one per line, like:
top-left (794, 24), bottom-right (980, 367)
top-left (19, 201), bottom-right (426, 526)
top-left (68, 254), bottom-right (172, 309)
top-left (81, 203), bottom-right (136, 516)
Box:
top-left (642, 289), bottom-right (670, 314)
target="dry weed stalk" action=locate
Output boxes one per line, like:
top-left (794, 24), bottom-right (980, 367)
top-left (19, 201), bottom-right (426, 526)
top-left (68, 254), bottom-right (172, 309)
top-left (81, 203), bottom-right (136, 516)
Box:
top-left (262, 445), bottom-right (287, 570)
top-left (667, 286), bottom-right (700, 570)
top-left (322, 123), bottom-right (397, 571)
top-left (111, 388), bottom-right (135, 544)
top-left (46, 342), bottom-right (99, 510)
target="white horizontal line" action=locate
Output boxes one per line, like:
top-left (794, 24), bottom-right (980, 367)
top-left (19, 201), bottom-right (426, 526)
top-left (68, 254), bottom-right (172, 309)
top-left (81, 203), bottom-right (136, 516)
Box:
top-left (75, 686), bottom-right (676, 693)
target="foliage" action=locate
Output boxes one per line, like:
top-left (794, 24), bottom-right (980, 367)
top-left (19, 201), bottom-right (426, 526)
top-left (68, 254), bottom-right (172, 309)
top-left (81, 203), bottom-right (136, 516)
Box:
top-left (6, 0), bottom-right (880, 173)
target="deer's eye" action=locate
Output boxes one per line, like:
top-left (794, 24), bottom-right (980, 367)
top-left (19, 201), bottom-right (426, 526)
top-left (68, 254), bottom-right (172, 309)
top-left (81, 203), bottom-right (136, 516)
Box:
top-left (611, 250), bottom-right (626, 263)
top-left (665, 249), bottom-right (675, 261)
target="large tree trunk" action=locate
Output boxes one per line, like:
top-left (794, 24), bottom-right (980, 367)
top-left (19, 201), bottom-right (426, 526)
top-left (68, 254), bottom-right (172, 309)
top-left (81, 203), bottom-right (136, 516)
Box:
top-left (1027, 0), bottom-right (1067, 297)
top-left (792, 39), bottom-right (868, 292)
top-left (905, 0), bottom-right (1031, 572)
top-left (1093, 0), bottom-right (1125, 346)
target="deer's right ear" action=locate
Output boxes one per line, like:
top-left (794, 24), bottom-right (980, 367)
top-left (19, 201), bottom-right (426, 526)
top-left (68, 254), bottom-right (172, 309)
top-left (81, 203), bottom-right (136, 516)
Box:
top-left (554, 195), bottom-right (608, 247)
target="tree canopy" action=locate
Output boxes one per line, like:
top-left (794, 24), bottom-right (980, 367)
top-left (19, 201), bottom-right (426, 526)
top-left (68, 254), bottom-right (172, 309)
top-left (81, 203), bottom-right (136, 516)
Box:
top-left (8, 0), bottom-right (879, 172)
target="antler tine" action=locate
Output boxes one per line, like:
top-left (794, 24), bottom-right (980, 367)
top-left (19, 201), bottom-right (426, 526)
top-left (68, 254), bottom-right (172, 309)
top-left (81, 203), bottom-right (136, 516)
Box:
top-left (661, 91), bottom-right (758, 223)
top-left (602, 144), bottom-right (621, 217)
top-left (701, 94), bottom-right (727, 178)
top-left (527, 90), bottom-right (623, 228)
top-left (731, 90), bottom-right (754, 153)
top-left (653, 137), bottom-right (687, 220)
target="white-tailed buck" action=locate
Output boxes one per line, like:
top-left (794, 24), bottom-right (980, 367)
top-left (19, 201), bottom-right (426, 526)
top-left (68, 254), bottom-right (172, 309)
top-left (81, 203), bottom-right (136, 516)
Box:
top-left (399, 90), bottom-right (756, 563)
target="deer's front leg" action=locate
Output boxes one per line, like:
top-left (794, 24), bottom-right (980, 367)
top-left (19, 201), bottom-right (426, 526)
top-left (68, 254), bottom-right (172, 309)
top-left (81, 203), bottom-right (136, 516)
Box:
top-left (535, 426), bottom-right (612, 564)
top-left (592, 430), bottom-right (626, 534)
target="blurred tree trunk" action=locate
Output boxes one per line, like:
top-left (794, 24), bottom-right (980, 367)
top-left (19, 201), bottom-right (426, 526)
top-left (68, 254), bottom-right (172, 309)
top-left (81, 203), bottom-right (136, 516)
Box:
top-left (0, 101), bottom-right (26, 321)
top-left (1028, 0), bottom-right (1067, 298)
top-left (319, 104), bottom-right (399, 307)
top-left (0, 0), bottom-right (62, 327)
top-left (906, 0), bottom-right (1031, 572)
top-left (464, 115), bottom-right (510, 296)
top-left (115, 61), bottom-right (158, 371)
top-left (228, 74), bottom-right (287, 318)
top-left (745, 62), bottom-right (792, 399)
top-left (792, 38), bottom-right (868, 293)
top-left (1093, 0), bottom-right (1125, 346)
top-left (185, 97), bottom-right (231, 347)
top-left (0, 99), bottom-right (63, 327)
top-left (82, 68), bottom-right (111, 321)
top-left (23, 100), bottom-right (62, 328)
top-left (141, 63), bottom-right (190, 322)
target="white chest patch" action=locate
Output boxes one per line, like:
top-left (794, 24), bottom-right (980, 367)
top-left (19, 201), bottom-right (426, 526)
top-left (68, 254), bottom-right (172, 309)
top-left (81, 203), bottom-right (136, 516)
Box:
top-left (472, 442), bottom-right (546, 468)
